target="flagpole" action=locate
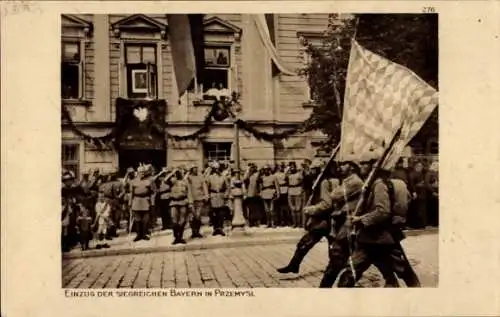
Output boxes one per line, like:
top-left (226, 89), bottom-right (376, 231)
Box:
top-left (303, 143), bottom-right (340, 229)
top-left (352, 16), bottom-right (360, 42)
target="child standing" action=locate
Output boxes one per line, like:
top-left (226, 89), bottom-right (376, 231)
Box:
top-left (76, 205), bottom-right (93, 251)
top-left (93, 193), bottom-right (112, 249)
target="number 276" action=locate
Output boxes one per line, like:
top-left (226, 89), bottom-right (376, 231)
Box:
top-left (423, 7), bottom-right (436, 13)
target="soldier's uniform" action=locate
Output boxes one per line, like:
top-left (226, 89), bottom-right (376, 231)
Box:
top-left (274, 168), bottom-right (289, 226)
top-left (259, 167), bottom-right (280, 228)
top-left (144, 165), bottom-right (158, 231)
top-left (158, 174), bottom-right (173, 230)
top-left (314, 164), bottom-right (410, 288)
top-left (205, 166), bottom-right (229, 236)
top-left (110, 173), bottom-right (125, 235)
top-left (307, 168), bottom-right (366, 287)
top-left (187, 165), bottom-right (207, 238)
top-left (244, 166), bottom-right (261, 227)
top-left (129, 168), bottom-right (154, 241)
top-left (169, 173), bottom-right (193, 244)
top-left (88, 170), bottom-right (102, 219)
top-left (336, 176), bottom-right (402, 287)
top-left (287, 167), bottom-right (305, 228)
top-left (277, 175), bottom-right (340, 274)
top-left (62, 172), bottom-right (81, 252)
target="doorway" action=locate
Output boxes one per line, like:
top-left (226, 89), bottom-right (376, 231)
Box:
top-left (118, 149), bottom-right (166, 174)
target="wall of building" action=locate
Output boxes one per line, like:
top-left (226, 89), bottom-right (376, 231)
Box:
top-left (61, 14), bottom-right (379, 172)
top-left (276, 13), bottom-right (329, 122)
top-left (62, 127), bottom-right (117, 173)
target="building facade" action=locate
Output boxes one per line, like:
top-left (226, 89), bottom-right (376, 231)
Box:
top-left (61, 14), bottom-right (437, 177)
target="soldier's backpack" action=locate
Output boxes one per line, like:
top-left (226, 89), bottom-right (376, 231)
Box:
top-left (382, 178), bottom-right (411, 227)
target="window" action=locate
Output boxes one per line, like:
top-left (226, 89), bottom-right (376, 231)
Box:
top-left (203, 142), bottom-right (232, 164)
top-left (298, 32), bottom-right (327, 103)
top-left (125, 44), bottom-right (157, 99)
top-left (61, 42), bottom-right (82, 99)
top-left (62, 143), bottom-right (80, 179)
top-left (201, 46), bottom-right (231, 92)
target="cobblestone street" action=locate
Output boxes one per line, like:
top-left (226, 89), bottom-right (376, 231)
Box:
top-left (62, 232), bottom-right (438, 288)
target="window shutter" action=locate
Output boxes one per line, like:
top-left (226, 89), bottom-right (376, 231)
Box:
top-left (146, 63), bottom-right (150, 97)
top-left (119, 42), bottom-right (125, 97)
top-left (79, 40), bottom-right (85, 99)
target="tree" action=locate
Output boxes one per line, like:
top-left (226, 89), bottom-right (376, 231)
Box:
top-left (301, 13), bottom-right (438, 147)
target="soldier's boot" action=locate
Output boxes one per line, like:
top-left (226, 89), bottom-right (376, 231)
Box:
top-left (178, 225), bottom-right (187, 244)
top-left (171, 224), bottom-right (180, 245)
top-left (133, 221), bottom-right (143, 242)
top-left (191, 219), bottom-right (203, 238)
top-left (277, 248), bottom-right (304, 274)
top-left (319, 269), bottom-right (340, 288)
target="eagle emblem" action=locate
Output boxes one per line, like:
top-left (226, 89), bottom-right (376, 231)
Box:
top-left (133, 107), bottom-right (148, 122)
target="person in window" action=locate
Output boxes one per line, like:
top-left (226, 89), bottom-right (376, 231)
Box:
top-left (218, 83), bottom-right (231, 101)
top-left (136, 72), bottom-right (147, 89)
top-left (216, 51), bottom-right (228, 65)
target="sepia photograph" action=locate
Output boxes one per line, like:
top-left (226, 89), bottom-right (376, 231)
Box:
top-left (60, 13), bottom-right (438, 289)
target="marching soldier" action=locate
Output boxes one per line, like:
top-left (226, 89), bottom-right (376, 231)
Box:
top-left (277, 162), bottom-right (340, 274)
top-left (274, 164), bottom-right (289, 227)
top-left (307, 159), bottom-right (324, 203)
top-left (259, 164), bottom-right (280, 228)
top-left (287, 162), bottom-right (305, 228)
top-left (169, 169), bottom-right (193, 245)
top-left (187, 164), bottom-right (207, 238)
top-left (336, 166), bottom-right (412, 287)
top-left (129, 166), bottom-right (154, 241)
top-left (303, 158), bottom-right (364, 287)
top-left (205, 162), bottom-right (229, 236)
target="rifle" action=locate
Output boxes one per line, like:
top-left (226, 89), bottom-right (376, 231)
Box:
top-left (344, 125), bottom-right (403, 283)
top-left (350, 126), bottom-right (403, 220)
top-left (304, 144), bottom-right (341, 229)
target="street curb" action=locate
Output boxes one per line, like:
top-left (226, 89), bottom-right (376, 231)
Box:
top-left (63, 227), bottom-right (438, 260)
top-left (62, 235), bottom-right (299, 260)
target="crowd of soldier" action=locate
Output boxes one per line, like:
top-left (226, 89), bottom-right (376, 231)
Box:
top-left (60, 156), bottom-right (438, 254)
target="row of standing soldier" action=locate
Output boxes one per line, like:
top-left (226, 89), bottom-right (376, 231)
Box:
top-left (61, 158), bottom-right (323, 251)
